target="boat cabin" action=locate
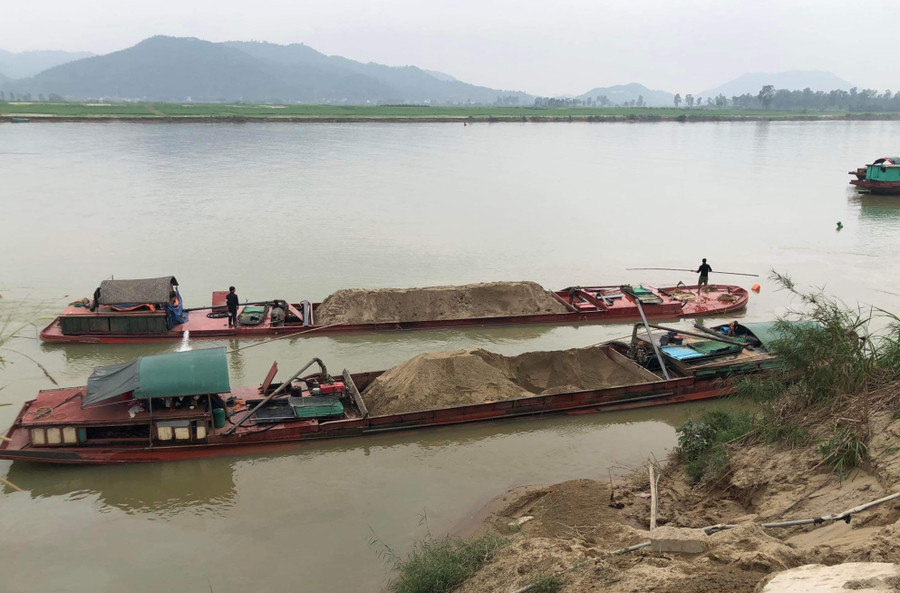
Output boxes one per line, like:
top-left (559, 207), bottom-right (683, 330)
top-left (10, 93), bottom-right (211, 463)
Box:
top-left (865, 157), bottom-right (900, 182)
top-left (57, 276), bottom-right (187, 336)
top-left (16, 347), bottom-right (367, 456)
top-left (23, 347), bottom-right (230, 448)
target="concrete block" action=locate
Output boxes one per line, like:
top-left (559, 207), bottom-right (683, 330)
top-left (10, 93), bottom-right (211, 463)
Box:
top-left (649, 526), bottom-right (710, 554)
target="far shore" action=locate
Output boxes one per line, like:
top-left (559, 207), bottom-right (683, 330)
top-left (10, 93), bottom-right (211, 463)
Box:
top-left (2, 102), bottom-right (900, 124)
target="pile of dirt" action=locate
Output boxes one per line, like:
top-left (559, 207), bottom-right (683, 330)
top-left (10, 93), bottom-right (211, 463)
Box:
top-left (313, 281), bottom-right (569, 325)
top-left (362, 347), bottom-right (647, 416)
top-left (450, 414), bottom-right (900, 593)
top-left (705, 523), bottom-right (802, 572)
top-left (459, 483), bottom-right (799, 593)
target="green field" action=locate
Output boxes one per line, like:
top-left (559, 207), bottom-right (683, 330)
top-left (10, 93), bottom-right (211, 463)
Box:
top-left (1, 101), bottom-right (896, 121)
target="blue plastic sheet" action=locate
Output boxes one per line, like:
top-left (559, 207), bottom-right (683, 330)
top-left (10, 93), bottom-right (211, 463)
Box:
top-left (165, 287), bottom-right (189, 329)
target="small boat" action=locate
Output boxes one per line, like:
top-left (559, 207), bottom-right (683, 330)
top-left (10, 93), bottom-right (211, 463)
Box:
top-left (849, 157), bottom-right (900, 194)
top-left (1, 327), bottom-right (771, 464)
top-left (9, 117), bottom-right (31, 123)
top-left (39, 276), bottom-right (750, 344)
top-left (617, 320), bottom-right (788, 379)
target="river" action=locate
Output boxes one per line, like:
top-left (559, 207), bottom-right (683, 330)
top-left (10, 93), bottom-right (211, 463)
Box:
top-left (1, 120), bottom-right (899, 592)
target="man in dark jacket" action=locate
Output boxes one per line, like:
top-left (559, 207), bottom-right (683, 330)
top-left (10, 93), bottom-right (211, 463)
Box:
top-left (695, 259), bottom-right (712, 295)
top-left (226, 286), bottom-right (239, 327)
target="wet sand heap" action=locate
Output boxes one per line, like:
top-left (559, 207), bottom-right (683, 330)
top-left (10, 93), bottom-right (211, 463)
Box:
top-left (363, 347), bottom-right (646, 416)
top-left (314, 281), bottom-right (569, 325)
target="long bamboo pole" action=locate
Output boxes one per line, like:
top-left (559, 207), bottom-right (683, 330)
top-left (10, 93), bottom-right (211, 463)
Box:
top-left (646, 323), bottom-right (748, 347)
top-left (635, 301), bottom-right (669, 380)
top-left (0, 476), bottom-right (23, 493)
top-left (627, 267), bottom-right (759, 278)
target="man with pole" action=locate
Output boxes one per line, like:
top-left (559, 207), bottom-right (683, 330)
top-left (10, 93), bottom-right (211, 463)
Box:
top-left (695, 258), bottom-right (712, 296)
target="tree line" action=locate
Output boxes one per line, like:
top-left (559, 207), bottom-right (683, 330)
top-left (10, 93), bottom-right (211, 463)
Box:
top-left (531, 85), bottom-right (900, 112)
top-left (6, 86), bottom-right (900, 112)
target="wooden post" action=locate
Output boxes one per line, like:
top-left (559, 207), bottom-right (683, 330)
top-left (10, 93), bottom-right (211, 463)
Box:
top-left (649, 464), bottom-right (659, 531)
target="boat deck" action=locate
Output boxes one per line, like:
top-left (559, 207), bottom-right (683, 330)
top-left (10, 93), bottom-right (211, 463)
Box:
top-left (635, 328), bottom-right (776, 377)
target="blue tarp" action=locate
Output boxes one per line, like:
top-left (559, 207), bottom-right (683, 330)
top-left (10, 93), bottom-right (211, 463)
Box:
top-left (165, 287), bottom-right (189, 329)
top-left (661, 345), bottom-right (707, 361)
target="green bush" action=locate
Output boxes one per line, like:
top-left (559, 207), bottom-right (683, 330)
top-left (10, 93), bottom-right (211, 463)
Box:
top-left (389, 534), bottom-right (507, 593)
top-left (676, 410), bottom-right (752, 484)
top-left (818, 426), bottom-right (868, 477)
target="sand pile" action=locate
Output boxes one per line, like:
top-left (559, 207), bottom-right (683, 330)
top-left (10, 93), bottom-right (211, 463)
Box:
top-left (313, 281), bottom-right (569, 325)
top-left (459, 484), bottom-right (797, 593)
top-left (706, 523), bottom-right (802, 572)
top-left (362, 347), bottom-right (647, 416)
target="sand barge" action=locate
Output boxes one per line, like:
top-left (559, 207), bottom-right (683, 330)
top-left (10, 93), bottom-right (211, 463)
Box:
top-left (363, 346), bottom-right (651, 416)
top-left (313, 281), bottom-right (569, 325)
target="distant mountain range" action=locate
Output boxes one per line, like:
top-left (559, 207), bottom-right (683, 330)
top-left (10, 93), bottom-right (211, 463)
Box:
top-left (699, 70), bottom-right (855, 98)
top-left (0, 49), bottom-right (94, 79)
top-left (1, 36), bottom-right (531, 105)
top-left (576, 83), bottom-right (674, 107)
top-left (0, 38), bottom-right (861, 106)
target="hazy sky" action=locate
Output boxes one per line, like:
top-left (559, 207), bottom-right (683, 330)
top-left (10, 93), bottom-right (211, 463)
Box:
top-left (1, 0), bottom-right (892, 95)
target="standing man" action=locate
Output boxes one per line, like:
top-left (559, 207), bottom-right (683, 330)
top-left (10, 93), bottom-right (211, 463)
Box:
top-left (226, 286), bottom-right (239, 327)
top-left (695, 258), bottom-right (712, 295)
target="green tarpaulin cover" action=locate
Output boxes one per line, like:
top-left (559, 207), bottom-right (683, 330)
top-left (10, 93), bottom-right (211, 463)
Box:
top-left (84, 347), bottom-right (231, 407)
top-left (741, 321), bottom-right (818, 351)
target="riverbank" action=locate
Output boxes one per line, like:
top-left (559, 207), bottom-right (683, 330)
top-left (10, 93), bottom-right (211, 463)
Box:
top-left (386, 288), bottom-right (900, 593)
top-left (448, 408), bottom-right (900, 593)
top-left (2, 102), bottom-right (900, 123)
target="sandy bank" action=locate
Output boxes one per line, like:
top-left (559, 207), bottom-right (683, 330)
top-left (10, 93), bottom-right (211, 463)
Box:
top-left (452, 412), bottom-right (900, 593)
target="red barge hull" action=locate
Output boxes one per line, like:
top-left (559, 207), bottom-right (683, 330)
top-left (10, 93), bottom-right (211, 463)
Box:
top-left (849, 179), bottom-right (900, 195)
top-left (40, 284), bottom-right (749, 344)
top-left (0, 369), bottom-right (730, 465)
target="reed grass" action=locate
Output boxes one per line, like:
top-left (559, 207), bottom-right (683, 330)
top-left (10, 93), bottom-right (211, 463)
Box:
top-left (678, 271), bottom-right (900, 482)
top-left (386, 534), bottom-right (507, 593)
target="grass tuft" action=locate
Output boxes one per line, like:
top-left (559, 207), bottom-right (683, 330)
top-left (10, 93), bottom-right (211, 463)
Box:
top-left (388, 534), bottom-right (507, 593)
top-left (818, 426), bottom-right (868, 478)
top-left (529, 573), bottom-right (564, 593)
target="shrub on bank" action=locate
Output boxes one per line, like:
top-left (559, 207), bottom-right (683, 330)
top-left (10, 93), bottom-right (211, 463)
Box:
top-left (678, 272), bottom-right (900, 484)
top-left (388, 534), bottom-right (507, 593)
top-left (676, 410), bottom-right (752, 484)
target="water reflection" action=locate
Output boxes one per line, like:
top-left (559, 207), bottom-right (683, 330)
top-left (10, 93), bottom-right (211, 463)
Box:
top-left (856, 195), bottom-right (900, 221)
top-left (3, 401), bottom-right (701, 512)
top-left (5, 458), bottom-right (237, 516)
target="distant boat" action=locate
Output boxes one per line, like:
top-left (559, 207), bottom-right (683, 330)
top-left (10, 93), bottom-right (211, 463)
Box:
top-left (850, 157), bottom-right (900, 194)
top-left (10, 117), bottom-right (31, 123)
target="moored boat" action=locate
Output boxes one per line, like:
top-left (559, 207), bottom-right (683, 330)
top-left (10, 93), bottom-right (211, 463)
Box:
top-left (616, 320), bottom-right (789, 379)
top-left (849, 157), bottom-right (900, 194)
top-left (1, 330), bottom-right (768, 464)
top-left (39, 277), bottom-right (750, 344)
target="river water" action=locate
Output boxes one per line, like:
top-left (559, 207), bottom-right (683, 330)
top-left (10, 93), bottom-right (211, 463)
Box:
top-left (1, 120), bottom-right (900, 592)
